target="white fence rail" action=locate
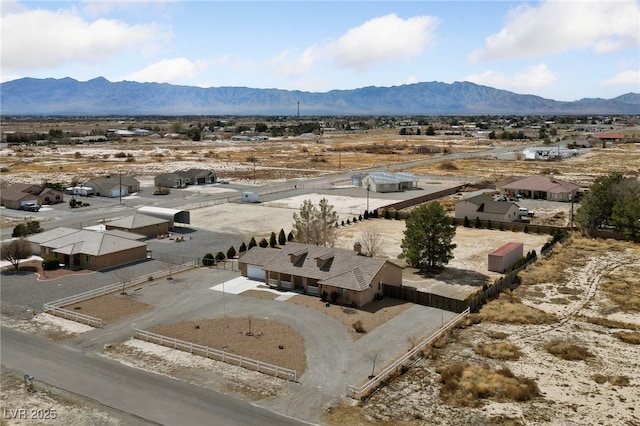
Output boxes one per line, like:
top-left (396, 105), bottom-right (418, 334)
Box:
top-left (42, 304), bottom-right (104, 328)
top-left (134, 329), bottom-right (297, 382)
top-left (346, 307), bottom-right (470, 400)
top-left (43, 262), bottom-right (197, 327)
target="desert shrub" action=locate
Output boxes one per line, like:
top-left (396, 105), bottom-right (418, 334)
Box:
top-left (352, 320), bottom-right (365, 333)
top-left (613, 331), bottom-right (640, 344)
top-left (114, 151), bottom-right (128, 158)
top-left (438, 160), bottom-right (458, 170)
top-left (42, 256), bottom-right (60, 270)
top-left (592, 374), bottom-right (607, 384)
top-left (608, 375), bottom-right (630, 386)
top-left (498, 222), bottom-right (505, 231)
top-left (202, 253), bottom-right (215, 266)
top-left (486, 219), bottom-right (493, 230)
top-left (486, 330), bottom-right (508, 340)
top-left (474, 342), bottom-right (522, 360)
top-left (215, 251), bottom-right (226, 262)
top-left (438, 363), bottom-right (539, 405)
top-left (384, 209), bottom-right (391, 220)
top-left (545, 340), bottom-right (593, 361)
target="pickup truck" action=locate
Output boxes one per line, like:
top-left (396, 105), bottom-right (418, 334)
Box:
top-left (518, 207), bottom-right (535, 217)
top-left (21, 203), bottom-right (40, 212)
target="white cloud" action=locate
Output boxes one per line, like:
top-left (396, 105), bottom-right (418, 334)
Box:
top-left (466, 63), bottom-right (558, 92)
top-left (0, 5), bottom-right (166, 73)
top-left (268, 13), bottom-right (438, 80)
top-left (601, 70), bottom-right (640, 87)
top-left (122, 58), bottom-right (206, 84)
top-left (469, 1), bottom-right (640, 63)
top-left (325, 13), bottom-right (439, 72)
top-left (268, 46), bottom-right (320, 80)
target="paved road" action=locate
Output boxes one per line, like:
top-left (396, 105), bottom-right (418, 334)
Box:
top-left (1, 327), bottom-right (307, 426)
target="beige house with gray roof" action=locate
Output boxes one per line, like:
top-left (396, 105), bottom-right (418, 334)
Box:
top-left (238, 242), bottom-right (403, 307)
top-left (105, 213), bottom-right (170, 237)
top-left (27, 227), bottom-right (147, 270)
top-left (455, 194), bottom-right (520, 222)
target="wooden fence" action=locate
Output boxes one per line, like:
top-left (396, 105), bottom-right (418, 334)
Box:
top-left (134, 329), bottom-right (297, 382)
top-left (383, 285), bottom-right (468, 313)
top-left (377, 185), bottom-right (467, 218)
top-left (346, 308), bottom-right (470, 400)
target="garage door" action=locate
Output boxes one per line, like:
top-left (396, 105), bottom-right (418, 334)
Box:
top-left (247, 265), bottom-right (264, 281)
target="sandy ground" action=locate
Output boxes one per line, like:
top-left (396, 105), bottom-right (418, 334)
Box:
top-left (326, 237), bottom-right (640, 426)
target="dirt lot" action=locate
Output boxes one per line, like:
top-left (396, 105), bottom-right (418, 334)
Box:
top-left (2, 124), bottom-right (639, 425)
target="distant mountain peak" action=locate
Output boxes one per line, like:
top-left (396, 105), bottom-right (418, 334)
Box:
top-left (1, 77), bottom-right (638, 116)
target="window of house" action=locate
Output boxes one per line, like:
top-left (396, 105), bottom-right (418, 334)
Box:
top-left (86, 255), bottom-right (92, 263)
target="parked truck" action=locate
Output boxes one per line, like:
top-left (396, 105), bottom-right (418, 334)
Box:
top-left (518, 207), bottom-right (535, 217)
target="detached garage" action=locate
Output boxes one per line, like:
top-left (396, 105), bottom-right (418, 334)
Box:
top-left (137, 206), bottom-right (190, 229)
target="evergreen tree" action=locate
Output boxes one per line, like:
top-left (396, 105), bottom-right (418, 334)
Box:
top-left (239, 242), bottom-right (247, 253)
top-left (227, 246), bottom-right (236, 259)
top-left (248, 237), bottom-right (257, 249)
top-left (269, 231), bottom-right (277, 247)
top-left (400, 202), bottom-right (457, 271)
top-left (259, 237), bottom-right (268, 248)
top-left (278, 229), bottom-right (287, 245)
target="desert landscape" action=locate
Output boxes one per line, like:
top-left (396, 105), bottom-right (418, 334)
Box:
top-left (1, 118), bottom-right (639, 425)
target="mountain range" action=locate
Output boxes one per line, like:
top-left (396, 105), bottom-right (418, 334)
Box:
top-left (1, 77), bottom-right (638, 116)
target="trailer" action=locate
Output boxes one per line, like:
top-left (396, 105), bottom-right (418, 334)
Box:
top-left (488, 242), bottom-right (524, 273)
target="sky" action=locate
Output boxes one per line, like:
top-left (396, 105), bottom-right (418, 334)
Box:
top-left (1, 0), bottom-right (639, 101)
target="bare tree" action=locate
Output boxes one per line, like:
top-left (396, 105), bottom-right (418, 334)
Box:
top-left (366, 351), bottom-right (380, 379)
top-left (358, 226), bottom-right (386, 257)
top-left (115, 267), bottom-right (137, 295)
top-left (1, 239), bottom-right (32, 272)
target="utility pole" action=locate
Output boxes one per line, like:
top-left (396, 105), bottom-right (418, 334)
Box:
top-left (366, 183), bottom-right (370, 213)
top-left (119, 170), bottom-right (122, 205)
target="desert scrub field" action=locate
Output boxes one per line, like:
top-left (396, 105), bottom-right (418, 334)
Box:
top-left (477, 293), bottom-right (556, 325)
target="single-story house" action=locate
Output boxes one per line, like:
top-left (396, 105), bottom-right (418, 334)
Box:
top-left (26, 227), bottom-right (148, 270)
top-left (105, 213), bottom-right (170, 238)
top-left (497, 175), bottom-right (581, 202)
top-left (154, 173), bottom-right (185, 188)
top-left (455, 194), bottom-right (520, 223)
top-left (238, 242), bottom-right (403, 307)
top-left (0, 183), bottom-right (64, 209)
top-left (84, 176), bottom-right (140, 197)
top-left (357, 171), bottom-right (419, 193)
top-left (154, 168), bottom-right (216, 188)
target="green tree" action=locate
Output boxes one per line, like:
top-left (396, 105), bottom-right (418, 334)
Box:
top-left (186, 127), bottom-right (201, 141)
top-left (287, 231), bottom-right (294, 242)
top-left (576, 173), bottom-right (629, 232)
top-left (259, 237), bottom-right (269, 248)
top-left (248, 237), bottom-right (257, 249)
top-left (400, 202), bottom-right (457, 271)
top-left (425, 125), bottom-right (436, 136)
top-left (202, 253), bottom-right (215, 266)
top-left (269, 232), bottom-right (277, 247)
top-left (278, 229), bottom-right (287, 245)
top-left (227, 246), bottom-right (236, 259)
top-left (1, 239), bottom-right (32, 272)
top-left (239, 242), bottom-right (247, 253)
top-left (215, 251), bottom-right (226, 262)
top-left (292, 198), bottom-right (338, 246)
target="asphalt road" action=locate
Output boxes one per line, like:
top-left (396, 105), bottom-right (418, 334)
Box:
top-left (1, 327), bottom-right (307, 426)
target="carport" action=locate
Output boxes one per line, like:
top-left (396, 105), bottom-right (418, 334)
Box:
top-left (137, 206), bottom-right (190, 229)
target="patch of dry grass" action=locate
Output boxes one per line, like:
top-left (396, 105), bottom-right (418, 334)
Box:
top-left (486, 330), bottom-right (509, 339)
top-left (437, 363), bottom-right (539, 406)
top-left (479, 294), bottom-right (556, 325)
top-left (149, 317), bottom-right (306, 374)
top-left (613, 331), bottom-right (640, 345)
top-left (544, 340), bottom-right (593, 361)
top-left (577, 315), bottom-right (640, 331)
top-left (475, 342), bottom-right (523, 360)
top-left (240, 290), bottom-right (278, 300)
top-left (592, 374), bottom-right (631, 387)
top-left (600, 261), bottom-right (640, 312)
top-left (64, 292), bottom-right (153, 324)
